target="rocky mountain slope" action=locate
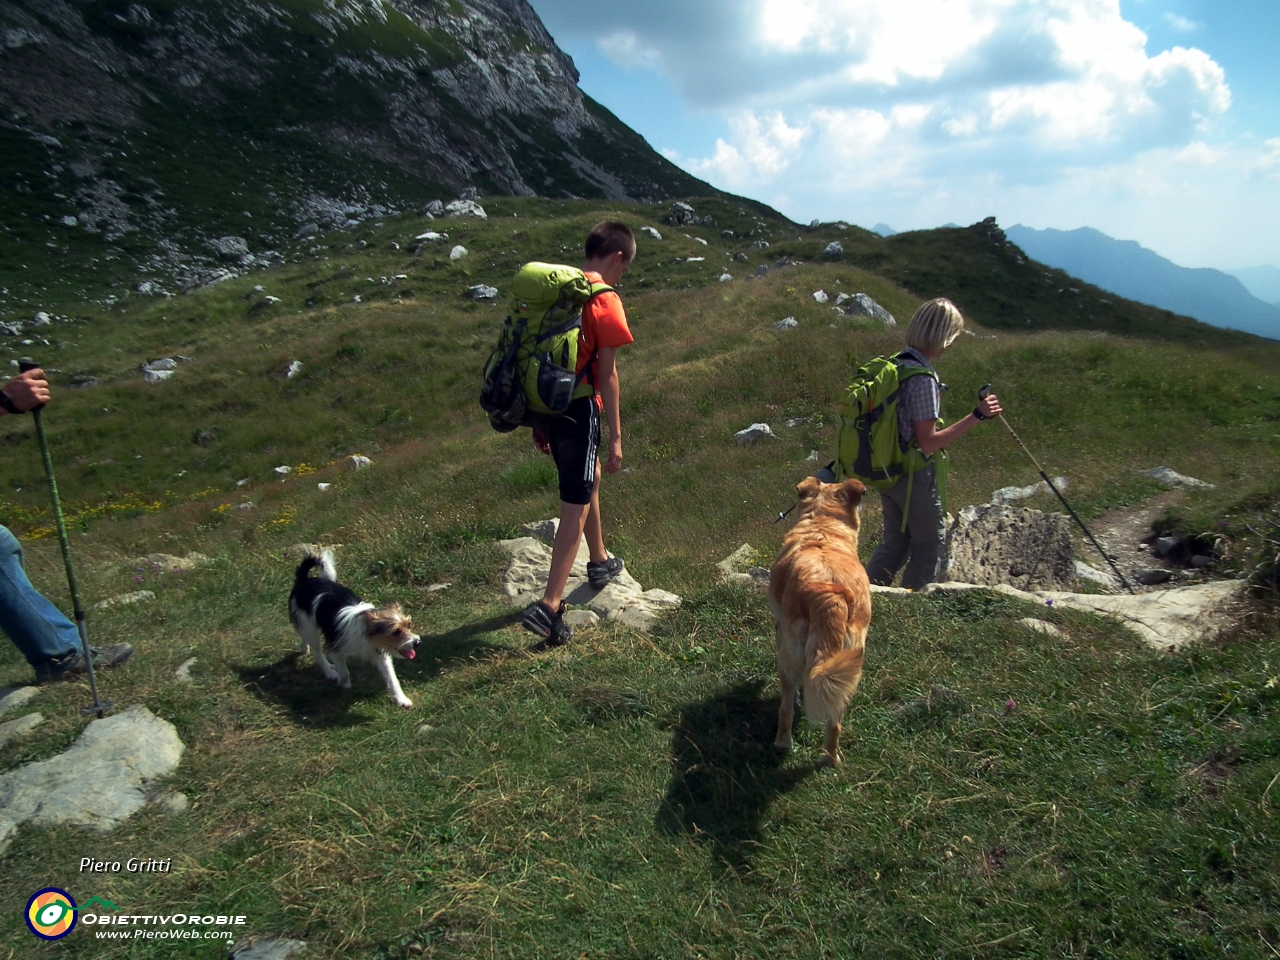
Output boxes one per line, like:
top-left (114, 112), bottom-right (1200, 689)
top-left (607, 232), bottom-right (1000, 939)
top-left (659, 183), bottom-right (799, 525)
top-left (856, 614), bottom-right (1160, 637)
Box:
top-left (0, 0), bottom-right (712, 307)
top-left (1005, 225), bottom-right (1280, 340)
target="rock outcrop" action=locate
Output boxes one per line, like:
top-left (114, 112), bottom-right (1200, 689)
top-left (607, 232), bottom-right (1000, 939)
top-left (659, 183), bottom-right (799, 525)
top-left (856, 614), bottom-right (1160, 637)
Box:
top-left (717, 544), bottom-right (770, 589)
top-left (835, 293), bottom-right (896, 326)
top-left (947, 503), bottom-right (1075, 591)
top-left (919, 580), bottom-right (1244, 651)
top-left (1140, 467), bottom-right (1215, 489)
top-left (0, 706), bottom-right (185, 852)
top-left (0, 712), bottom-right (43, 749)
top-left (734, 423), bottom-right (777, 443)
top-left (0, 686), bottom-right (40, 717)
top-left (499, 521), bottom-right (680, 632)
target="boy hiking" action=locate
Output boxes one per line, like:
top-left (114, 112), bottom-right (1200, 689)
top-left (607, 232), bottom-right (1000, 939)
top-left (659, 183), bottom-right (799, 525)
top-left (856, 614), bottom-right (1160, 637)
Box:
top-left (520, 221), bottom-right (636, 648)
top-left (860, 298), bottom-right (1001, 589)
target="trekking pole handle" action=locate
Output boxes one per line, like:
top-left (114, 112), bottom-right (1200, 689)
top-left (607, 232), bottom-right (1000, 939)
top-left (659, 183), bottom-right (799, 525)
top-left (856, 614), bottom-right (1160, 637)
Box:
top-left (973, 383), bottom-right (994, 421)
top-left (16, 358), bottom-right (46, 413)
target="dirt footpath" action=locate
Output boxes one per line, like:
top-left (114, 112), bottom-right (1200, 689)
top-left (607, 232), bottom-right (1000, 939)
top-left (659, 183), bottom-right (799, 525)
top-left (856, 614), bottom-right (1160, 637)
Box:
top-left (1080, 489), bottom-right (1235, 598)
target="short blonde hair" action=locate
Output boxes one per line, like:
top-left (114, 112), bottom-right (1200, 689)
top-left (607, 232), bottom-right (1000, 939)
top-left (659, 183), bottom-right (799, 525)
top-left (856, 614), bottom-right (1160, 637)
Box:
top-left (905, 298), bottom-right (964, 354)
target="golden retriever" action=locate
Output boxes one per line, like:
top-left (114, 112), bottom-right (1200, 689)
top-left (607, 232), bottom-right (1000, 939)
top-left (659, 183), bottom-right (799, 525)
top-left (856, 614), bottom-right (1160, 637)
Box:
top-left (768, 477), bottom-right (871, 766)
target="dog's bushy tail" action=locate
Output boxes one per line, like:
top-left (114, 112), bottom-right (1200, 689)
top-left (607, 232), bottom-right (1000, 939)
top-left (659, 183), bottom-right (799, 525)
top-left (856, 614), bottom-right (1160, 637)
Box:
top-left (295, 548), bottom-right (337, 583)
top-left (802, 583), bottom-right (866, 726)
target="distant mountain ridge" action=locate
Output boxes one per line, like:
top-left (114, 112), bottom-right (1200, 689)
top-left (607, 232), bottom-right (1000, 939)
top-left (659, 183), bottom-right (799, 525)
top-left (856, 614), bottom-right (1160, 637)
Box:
top-left (1004, 225), bottom-right (1280, 340)
top-left (1229, 265), bottom-right (1280, 308)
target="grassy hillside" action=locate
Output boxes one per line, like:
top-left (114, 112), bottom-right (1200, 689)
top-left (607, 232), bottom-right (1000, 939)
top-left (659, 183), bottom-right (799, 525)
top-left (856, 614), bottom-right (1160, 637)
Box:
top-left (1, 198), bottom-right (1278, 958)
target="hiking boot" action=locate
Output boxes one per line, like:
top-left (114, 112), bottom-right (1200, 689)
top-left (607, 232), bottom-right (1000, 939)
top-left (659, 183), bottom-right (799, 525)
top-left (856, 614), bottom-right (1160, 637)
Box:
top-left (521, 600), bottom-right (573, 649)
top-left (587, 556), bottom-right (624, 589)
top-left (35, 643), bottom-right (135, 684)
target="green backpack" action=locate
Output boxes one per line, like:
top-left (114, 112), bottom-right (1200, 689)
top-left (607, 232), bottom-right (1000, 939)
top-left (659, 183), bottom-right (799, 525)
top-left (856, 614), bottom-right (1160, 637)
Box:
top-left (480, 263), bottom-right (613, 432)
top-left (835, 353), bottom-right (947, 524)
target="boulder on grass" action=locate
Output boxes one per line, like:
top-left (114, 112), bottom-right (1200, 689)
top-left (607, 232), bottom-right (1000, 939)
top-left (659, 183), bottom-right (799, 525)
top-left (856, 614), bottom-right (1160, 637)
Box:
top-left (947, 503), bottom-right (1075, 591)
top-left (734, 423), bottom-right (776, 443)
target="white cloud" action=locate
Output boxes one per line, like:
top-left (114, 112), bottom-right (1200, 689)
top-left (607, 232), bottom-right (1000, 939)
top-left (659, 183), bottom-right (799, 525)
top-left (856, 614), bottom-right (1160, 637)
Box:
top-left (1250, 138), bottom-right (1280, 178)
top-left (596, 30), bottom-right (662, 71)
top-left (540, 1), bottom-right (1230, 165)
top-left (1163, 12), bottom-right (1200, 32)
top-left (683, 111), bottom-right (808, 184)
top-left (757, 0), bottom-right (1008, 84)
top-left (529, 0), bottom-right (1275, 266)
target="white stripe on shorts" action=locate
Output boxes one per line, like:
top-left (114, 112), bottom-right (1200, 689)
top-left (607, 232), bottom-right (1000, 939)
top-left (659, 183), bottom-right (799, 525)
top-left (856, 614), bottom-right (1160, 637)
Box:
top-left (583, 402), bottom-right (599, 485)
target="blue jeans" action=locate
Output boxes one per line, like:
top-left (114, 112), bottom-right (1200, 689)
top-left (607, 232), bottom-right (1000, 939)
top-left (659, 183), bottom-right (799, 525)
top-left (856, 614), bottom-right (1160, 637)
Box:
top-left (0, 525), bottom-right (79, 669)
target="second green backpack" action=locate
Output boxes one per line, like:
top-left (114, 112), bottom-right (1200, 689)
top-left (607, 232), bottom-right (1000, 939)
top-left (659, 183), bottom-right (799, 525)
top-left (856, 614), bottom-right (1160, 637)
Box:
top-left (479, 263), bottom-right (613, 432)
top-left (835, 353), bottom-right (941, 489)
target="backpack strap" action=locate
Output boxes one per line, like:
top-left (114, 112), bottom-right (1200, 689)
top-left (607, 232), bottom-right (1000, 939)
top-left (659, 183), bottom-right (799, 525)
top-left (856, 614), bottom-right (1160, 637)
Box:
top-left (574, 282), bottom-right (617, 395)
top-left (892, 350), bottom-right (939, 383)
top-left (891, 352), bottom-right (946, 531)
top-left (892, 351), bottom-right (941, 451)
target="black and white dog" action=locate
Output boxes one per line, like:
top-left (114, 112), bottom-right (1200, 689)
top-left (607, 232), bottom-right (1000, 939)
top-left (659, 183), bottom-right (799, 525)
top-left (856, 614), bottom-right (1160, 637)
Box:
top-left (288, 549), bottom-right (420, 708)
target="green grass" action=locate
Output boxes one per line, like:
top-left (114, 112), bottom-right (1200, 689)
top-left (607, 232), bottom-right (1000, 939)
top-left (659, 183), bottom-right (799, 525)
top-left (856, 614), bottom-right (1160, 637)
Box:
top-left (1, 198), bottom-right (1279, 958)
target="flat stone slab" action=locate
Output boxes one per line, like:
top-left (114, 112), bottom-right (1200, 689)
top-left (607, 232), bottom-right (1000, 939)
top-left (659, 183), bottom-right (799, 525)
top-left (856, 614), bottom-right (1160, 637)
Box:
top-left (562, 610), bottom-right (600, 630)
top-left (132, 552), bottom-right (211, 573)
top-left (1076, 561), bottom-right (1119, 590)
top-left (152, 789), bottom-right (189, 816)
top-left (920, 580), bottom-right (1244, 650)
top-left (0, 705), bottom-right (185, 852)
top-left (1141, 466), bottom-right (1214, 489)
top-left (93, 590), bottom-right (156, 610)
top-left (0, 713), bottom-right (43, 749)
top-left (499, 532), bottom-right (680, 633)
top-left (1017, 618), bottom-right (1063, 637)
top-left (230, 939), bottom-right (307, 960)
top-left (0, 686), bottom-right (41, 717)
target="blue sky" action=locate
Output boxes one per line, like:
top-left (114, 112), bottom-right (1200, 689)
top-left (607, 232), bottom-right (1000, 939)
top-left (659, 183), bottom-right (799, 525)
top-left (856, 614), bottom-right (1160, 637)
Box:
top-left (528, 0), bottom-right (1279, 271)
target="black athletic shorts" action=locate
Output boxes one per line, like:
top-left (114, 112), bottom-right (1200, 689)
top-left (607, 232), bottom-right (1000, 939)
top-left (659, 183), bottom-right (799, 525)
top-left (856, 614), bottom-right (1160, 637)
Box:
top-left (546, 395), bottom-right (600, 505)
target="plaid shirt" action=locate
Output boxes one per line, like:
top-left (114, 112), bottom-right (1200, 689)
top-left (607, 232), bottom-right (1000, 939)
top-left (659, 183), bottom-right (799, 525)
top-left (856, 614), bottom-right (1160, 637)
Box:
top-left (896, 347), bottom-right (940, 447)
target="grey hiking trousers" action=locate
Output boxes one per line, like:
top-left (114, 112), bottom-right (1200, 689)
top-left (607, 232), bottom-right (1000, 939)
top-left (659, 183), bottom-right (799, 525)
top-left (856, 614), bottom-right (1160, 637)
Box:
top-left (866, 463), bottom-right (945, 590)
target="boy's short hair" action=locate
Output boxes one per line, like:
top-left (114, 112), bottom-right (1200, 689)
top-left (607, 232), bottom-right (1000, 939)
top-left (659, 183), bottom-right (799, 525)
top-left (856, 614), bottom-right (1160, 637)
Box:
top-left (905, 298), bottom-right (965, 354)
top-left (585, 221), bottom-right (636, 263)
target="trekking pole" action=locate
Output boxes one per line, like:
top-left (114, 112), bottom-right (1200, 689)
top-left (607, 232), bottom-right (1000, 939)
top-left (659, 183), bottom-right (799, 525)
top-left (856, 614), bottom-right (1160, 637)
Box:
top-left (978, 384), bottom-right (1134, 595)
top-left (18, 359), bottom-right (113, 716)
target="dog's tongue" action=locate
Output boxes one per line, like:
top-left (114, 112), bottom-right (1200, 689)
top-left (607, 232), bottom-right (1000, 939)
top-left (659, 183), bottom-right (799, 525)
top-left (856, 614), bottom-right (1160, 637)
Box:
top-left (405, 649), bottom-right (416, 660)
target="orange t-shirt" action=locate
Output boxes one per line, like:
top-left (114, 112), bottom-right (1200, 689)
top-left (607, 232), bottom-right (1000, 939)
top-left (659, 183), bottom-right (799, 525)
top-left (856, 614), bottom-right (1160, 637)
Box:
top-left (577, 270), bottom-right (634, 406)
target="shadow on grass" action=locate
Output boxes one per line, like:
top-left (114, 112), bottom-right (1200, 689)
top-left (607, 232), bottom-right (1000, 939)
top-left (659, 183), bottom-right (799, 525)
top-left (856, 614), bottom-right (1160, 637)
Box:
top-left (656, 679), bottom-right (817, 872)
top-left (233, 613), bottom-right (515, 727)
top-left (413, 611), bottom-right (520, 670)
top-left (233, 652), bottom-right (378, 729)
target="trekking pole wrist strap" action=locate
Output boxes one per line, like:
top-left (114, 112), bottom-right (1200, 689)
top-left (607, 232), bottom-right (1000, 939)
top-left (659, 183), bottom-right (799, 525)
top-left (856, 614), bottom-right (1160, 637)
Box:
top-left (972, 406), bottom-right (990, 421)
top-left (0, 390), bottom-right (24, 415)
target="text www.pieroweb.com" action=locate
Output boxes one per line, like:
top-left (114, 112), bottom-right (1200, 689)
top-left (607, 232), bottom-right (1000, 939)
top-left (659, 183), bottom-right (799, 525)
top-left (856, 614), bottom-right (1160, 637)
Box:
top-left (84, 913), bottom-right (246, 940)
top-left (95, 928), bottom-right (235, 940)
